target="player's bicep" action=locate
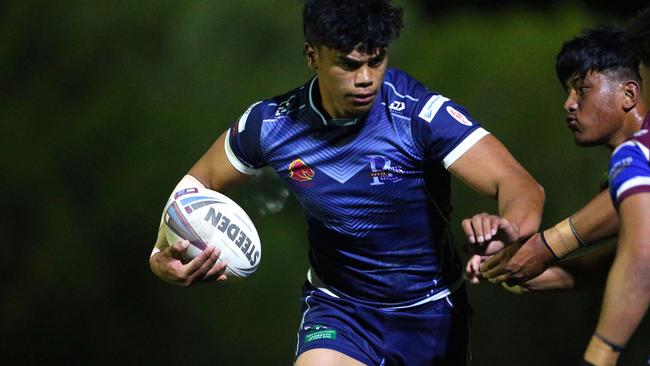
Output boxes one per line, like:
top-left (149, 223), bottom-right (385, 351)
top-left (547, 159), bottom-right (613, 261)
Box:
top-left (618, 192), bottom-right (650, 252)
top-left (188, 130), bottom-right (250, 191)
top-left (448, 134), bottom-right (532, 198)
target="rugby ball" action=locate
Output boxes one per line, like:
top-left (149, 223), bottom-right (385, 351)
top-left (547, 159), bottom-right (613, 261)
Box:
top-left (162, 187), bottom-right (261, 279)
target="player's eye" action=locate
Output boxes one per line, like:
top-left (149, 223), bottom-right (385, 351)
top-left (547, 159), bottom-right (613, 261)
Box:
top-left (338, 58), bottom-right (361, 70)
top-left (368, 52), bottom-right (386, 67)
top-left (368, 57), bottom-right (384, 68)
top-left (576, 83), bottom-right (589, 96)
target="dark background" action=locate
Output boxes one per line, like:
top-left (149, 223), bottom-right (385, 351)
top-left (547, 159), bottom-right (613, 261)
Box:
top-left (2, 1), bottom-right (648, 365)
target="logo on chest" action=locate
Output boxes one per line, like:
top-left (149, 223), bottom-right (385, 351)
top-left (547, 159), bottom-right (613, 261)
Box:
top-left (289, 158), bottom-right (315, 181)
top-left (368, 155), bottom-right (403, 185)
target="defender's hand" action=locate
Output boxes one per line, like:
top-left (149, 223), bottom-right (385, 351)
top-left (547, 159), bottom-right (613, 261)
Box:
top-left (150, 240), bottom-right (228, 286)
top-left (462, 213), bottom-right (520, 255)
top-left (480, 232), bottom-right (556, 284)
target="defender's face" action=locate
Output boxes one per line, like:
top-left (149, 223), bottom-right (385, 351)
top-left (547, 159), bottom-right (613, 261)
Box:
top-left (305, 44), bottom-right (388, 119)
top-left (563, 71), bottom-right (627, 147)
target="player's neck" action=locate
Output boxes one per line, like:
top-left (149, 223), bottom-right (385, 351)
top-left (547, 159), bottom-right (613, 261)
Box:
top-left (313, 79), bottom-right (361, 126)
top-left (607, 108), bottom-right (649, 149)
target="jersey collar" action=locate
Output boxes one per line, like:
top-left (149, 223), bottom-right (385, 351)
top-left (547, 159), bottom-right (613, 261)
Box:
top-left (307, 76), bottom-right (360, 127)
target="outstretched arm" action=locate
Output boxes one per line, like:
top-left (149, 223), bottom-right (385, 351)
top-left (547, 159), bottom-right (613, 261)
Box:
top-left (450, 134), bottom-right (545, 252)
top-left (480, 190), bottom-right (618, 284)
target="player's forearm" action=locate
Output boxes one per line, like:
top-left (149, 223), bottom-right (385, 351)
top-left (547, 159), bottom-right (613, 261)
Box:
top-left (571, 191), bottom-right (618, 244)
top-left (594, 244), bottom-right (650, 346)
top-left (498, 177), bottom-right (545, 240)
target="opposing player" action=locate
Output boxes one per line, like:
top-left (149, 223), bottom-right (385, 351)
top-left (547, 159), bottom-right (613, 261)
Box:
top-left (466, 27), bottom-right (648, 292)
top-left (466, 25), bottom-right (650, 365)
top-left (149, 1), bottom-right (544, 365)
top-left (581, 7), bottom-right (650, 366)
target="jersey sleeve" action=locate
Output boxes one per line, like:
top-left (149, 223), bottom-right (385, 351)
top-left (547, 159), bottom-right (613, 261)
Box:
top-left (411, 94), bottom-right (489, 169)
top-left (225, 101), bottom-right (266, 175)
top-left (608, 139), bottom-right (650, 206)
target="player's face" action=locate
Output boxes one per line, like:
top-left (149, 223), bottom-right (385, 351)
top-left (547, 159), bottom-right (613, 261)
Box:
top-left (563, 71), bottom-right (628, 147)
top-left (305, 44), bottom-right (388, 119)
top-left (641, 63), bottom-right (650, 106)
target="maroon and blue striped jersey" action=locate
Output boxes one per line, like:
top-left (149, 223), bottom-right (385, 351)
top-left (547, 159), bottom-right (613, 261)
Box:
top-left (609, 114), bottom-right (650, 207)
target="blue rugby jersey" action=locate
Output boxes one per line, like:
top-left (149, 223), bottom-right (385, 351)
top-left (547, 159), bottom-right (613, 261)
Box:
top-left (226, 68), bottom-right (489, 307)
top-left (609, 114), bottom-right (650, 206)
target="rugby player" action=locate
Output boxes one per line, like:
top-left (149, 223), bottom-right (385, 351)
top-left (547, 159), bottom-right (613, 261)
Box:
top-left (149, 1), bottom-right (544, 365)
top-left (582, 6), bottom-right (650, 365)
top-left (467, 24), bottom-right (650, 365)
top-left (466, 27), bottom-right (647, 292)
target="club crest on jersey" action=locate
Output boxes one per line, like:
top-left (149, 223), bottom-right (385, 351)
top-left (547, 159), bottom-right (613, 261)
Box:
top-left (289, 158), bottom-right (315, 181)
top-left (368, 155), bottom-right (403, 185)
top-left (446, 106), bottom-right (472, 126)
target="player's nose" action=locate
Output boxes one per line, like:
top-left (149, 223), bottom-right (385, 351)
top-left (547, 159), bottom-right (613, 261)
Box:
top-left (563, 90), bottom-right (578, 113)
top-left (355, 65), bottom-right (373, 88)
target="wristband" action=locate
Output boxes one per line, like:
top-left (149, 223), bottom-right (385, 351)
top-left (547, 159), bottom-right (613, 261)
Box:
top-left (541, 218), bottom-right (580, 258)
top-left (584, 334), bottom-right (621, 366)
top-left (568, 216), bottom-right (587, 247)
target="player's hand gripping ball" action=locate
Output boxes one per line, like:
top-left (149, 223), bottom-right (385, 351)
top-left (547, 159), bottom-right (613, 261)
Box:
top-left (163, 187), bottom-right (261, 279)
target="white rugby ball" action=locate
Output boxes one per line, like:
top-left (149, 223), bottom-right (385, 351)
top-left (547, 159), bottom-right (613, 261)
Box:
top-left (162, 187), bottom-right (261, 279)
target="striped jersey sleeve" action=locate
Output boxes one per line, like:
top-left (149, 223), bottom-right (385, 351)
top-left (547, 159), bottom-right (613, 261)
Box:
top-left (608, 130), bottom-right (650, 206)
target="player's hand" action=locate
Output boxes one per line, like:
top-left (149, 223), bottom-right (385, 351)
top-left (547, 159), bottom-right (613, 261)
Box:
top-left (461, 213), bottom-right (520, 255)
top-left (149, 240), bottom-right (228, 286)
top-left (465, 255), bottom-right (490, 284)
top-left (480, 232), bottom-right (556, 284)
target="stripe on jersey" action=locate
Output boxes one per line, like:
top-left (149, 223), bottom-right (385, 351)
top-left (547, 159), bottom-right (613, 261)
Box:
top-left (442, 128), bottom-right (490, 169)
top-left (616, 176), bottom-right (650, 200)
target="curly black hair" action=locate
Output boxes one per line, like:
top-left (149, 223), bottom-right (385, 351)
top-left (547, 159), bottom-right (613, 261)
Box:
top-left (303, 0), bottom-right (404, 53)
top-left (624, 6), bottom-right (650, 66)
top-left (556, 27), bottom-right (640, 89)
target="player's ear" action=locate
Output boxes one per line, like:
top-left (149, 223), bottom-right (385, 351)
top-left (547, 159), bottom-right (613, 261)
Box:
top-left (622, 80), bottom-right (641, 110)
top-left (304, 43), bottom-right (318, 70)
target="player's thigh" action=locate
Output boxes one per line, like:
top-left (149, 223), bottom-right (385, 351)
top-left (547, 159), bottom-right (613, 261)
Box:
top-left (295, 348), bottom-right (367, 366)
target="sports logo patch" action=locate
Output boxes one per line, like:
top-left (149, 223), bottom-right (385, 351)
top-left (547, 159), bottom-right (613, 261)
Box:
top-left (446, 106), bottom-right (472, 126)
top-left (418, 95), bottom-right (449, 123)
top-left (275, 95), bottom-right (297, 117)
top-left (389, 101), bottom-right (405, 112)
top-left (368, 155), bottom-right (403, 185)
top-left (609, 156), bottom-right (633, 182)
top-left (289, 158), bottom-right (315, 181)
top-left (304, 325), bottom-right (337, 343)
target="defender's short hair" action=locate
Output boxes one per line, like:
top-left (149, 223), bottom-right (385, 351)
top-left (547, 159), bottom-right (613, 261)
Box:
top-left (556, 27), bottom-right (640, 89)
top-left (303, 0), bottom-right (404, 53)
top-left (624, 6), bottom-right (650, 65)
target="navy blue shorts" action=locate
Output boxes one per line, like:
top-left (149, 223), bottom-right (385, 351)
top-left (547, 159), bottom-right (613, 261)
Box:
top-left (295, 282), bottom-right (472, 366)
